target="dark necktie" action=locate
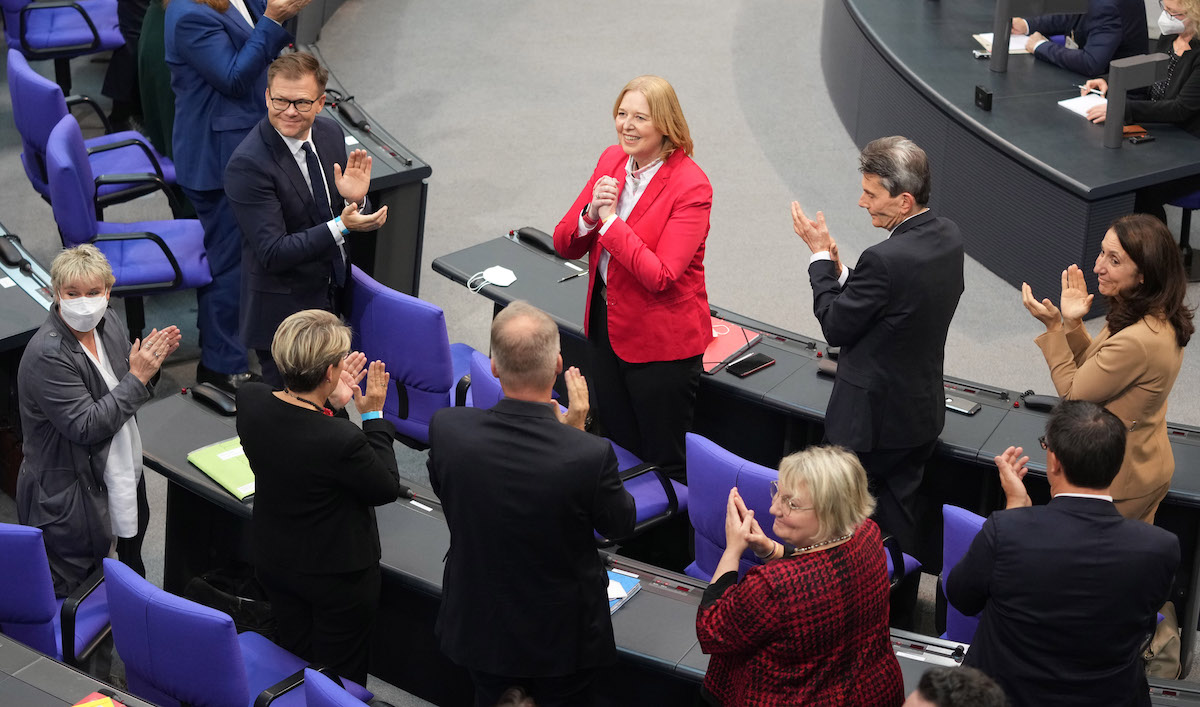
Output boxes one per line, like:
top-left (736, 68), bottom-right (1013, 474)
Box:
top-left (301, 142), bottom-right (346, 286)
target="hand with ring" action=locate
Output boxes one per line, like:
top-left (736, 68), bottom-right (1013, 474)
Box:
top-left (129, 325), bottom-right (181, 384)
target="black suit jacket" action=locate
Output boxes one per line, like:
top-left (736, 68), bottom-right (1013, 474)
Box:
top-left (236, 383), bottom-right (402, 574)
top-left (810, 210), bottom-right (964, 452)
top-left (1027, 0), bottom-right (1147, 77)
top-left (225, 115), bottom-right (356, 350)
top-left (946, 496), bottom-right (1179, 707)
top-left (427, 398), bottom-right (636, 676)
top-left (1126, 35), bottom-right (1200, 137)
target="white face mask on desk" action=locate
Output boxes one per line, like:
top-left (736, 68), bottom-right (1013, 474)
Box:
top-left (58, 294), bottom-right (108, 332)
top-left (1159, 11), bottom-right (1187, 37)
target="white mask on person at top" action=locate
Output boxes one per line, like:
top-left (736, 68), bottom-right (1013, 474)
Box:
top-left (59, 295), bottom-right (108, 332)
top-left (1159, 10), bottom-right (1187, 37)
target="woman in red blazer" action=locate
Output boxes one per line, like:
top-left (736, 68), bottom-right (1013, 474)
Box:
top-left (552, 75), bottom-right (712, 482)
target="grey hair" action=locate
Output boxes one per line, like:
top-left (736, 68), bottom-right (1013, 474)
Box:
top-left (490, 301), bottom-right (560, 391)
top-left (858, 136), bottom-right (931, 206)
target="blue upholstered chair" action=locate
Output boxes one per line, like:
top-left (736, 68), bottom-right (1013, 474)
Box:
top-left (103, 558), bottom-right (372, 707)
top-left (0, 523), bottom-right (110, 668)
top-left (304, 668), bottom-right (362, 707)
top-left (685, 434), bottom-right (920, 586)
top-left (45, 114), bottom-right (210, 339)
top-left (1169, 190), bottom-right (1200, 282)
top-left (463, 349), bottom-right (687, 544)
top-left (940, 504), bottom-right (986, 643)
top-left (347, 265), bottom-right (475, 448)
top-left (8, 49), bottom-right (177, 216)
top-left (0, 0), bottom-right (124, 93)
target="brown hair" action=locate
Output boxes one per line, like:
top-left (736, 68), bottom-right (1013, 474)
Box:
top-left (490, 301), bottom-right (559, 391)
top-left (177, 0), bottom-right (231, 11)
top-left (1105, 214), bottom-right (1194, 347)
top-left (268, 52), bottom-right (329, 93)
top-left (612, 75), bottom-right (694, 161)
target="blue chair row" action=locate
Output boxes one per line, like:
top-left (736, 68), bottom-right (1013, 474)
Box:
top-left (684, 433), bottom-right (921, 588)
top-left (459, 348), bottom-right (687, 544)
top-left (0, 0), bottom-right (124, 93)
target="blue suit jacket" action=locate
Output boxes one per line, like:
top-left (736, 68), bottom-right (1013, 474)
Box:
top-left (1027, 0), bottom-right (1147, 77)
top-left (225, 116), bottom-right (354, 350)
top-left (164, 0), bottom-right (291, 191)
top-left (809, 210), bottom-right (964, 452)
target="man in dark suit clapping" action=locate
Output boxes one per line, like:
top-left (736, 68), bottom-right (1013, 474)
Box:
top-left (791, 136), bottom-right (964, 567)
top-left (225, 52), bottom-right (387, 387)
top-left (427, 301), bottom-right (635, 707)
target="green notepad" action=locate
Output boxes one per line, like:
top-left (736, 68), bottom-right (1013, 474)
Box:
top-left (187, 436), bottom-right (255, 500)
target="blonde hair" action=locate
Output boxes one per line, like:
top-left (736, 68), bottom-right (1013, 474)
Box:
top-left (50, 244), bottom-right (115, 294)
top-left (777, 446), bottom-right (876, 542)
top-left (1183, 0), bottom-right (1200, 30)
top-left (612, 75), bottom-right (694, 160)
top-left (490, 301), bottom-right (559, 391)
top-left (271, 309), bottom-right (351, 392)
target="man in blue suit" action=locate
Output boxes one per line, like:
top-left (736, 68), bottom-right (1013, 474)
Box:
top-left (1014, 0), bottom-right (1147, 77)
top-left (165, 0), bottom-right (309, 393)
top-left (225, 52), bottom-right (387, 387)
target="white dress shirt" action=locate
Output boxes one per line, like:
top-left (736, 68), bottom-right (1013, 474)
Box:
top-left (81, 336), bottom-right (143, 538)
top-left (576, 156), bottom-right (664, 283)
top-left (228, 0), bottom-right (255, 27)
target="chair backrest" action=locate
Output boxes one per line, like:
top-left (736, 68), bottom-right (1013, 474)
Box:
top-left (103, 558), bottom-right (250, 707)
top-left (941, 504), bottom-right (986, 643)
top-left (684, 433), bottom-right (780, 581)
top-left (6, 48), bottom-right (69, 196)
top-left (45, 114), bottom-right (100, 247)
top-left (347, 265), bottom-right (456, 444)
top-left (0, 523), bottom-right (60, 656)
top-left (467, 349), bottom-right (501, 410)
top-left (304, 668), bottom-right (362, 707)
top-left (0, 0), bottom-right (31, 45)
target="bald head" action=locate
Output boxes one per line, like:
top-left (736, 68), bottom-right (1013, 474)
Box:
top-left (490, 301), bottom-right (561, 395)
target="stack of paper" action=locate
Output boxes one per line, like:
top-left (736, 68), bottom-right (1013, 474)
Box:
top-left (1058, 93), bottom-right (1106, 118)
top-left (973, 32), bottom-right (1031, 54)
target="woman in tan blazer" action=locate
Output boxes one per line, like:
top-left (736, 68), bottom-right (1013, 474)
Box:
top-left (1021, 214), bottom-right (1194, 522)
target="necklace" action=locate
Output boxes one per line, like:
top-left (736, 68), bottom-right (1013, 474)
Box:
top-left (789, 532), bottom-right (853, 556)
top-left (284, 389), bottom-right (332, 416)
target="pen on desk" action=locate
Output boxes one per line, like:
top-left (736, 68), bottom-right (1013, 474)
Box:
top-left (558, 270), bottom-right (587, 283)
top-left (1075, 84), bottom-right (1104, 97)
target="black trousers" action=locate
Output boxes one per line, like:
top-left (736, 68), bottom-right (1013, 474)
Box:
top-left (468, 666), bottom-right (598, 707)
top-left (254, 348), bottom-right (283, 390)
top-left (256, 562), bottom-right (380, 685)
top-left (855, 439), bottom-right (938, 558)
top-left (114, 475), bottom-right (151, 577)
top-left (588, 281), bottom-right (702, 483)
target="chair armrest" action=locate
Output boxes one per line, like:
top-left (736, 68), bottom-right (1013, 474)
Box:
top-left (87, 138), bottom-right (165, 179)
top-left (91, 231), bottom-right (183, 290)
top-left (65, 94), bottom-right (113, 134)
top-left (94, 172), bottom-right (182, 217)
top-left (881, 533), bottom-right (906, 589)
top-left (595, 462), bottom-right (679, 547)
top-left (454, 373), bottom-right (471, 407)
top-left (252, 667), bottom-right (307, 707)
top-left (19, 1), bottom-right (101, 57)
top-left (60, 564), bottom-right (109, 667)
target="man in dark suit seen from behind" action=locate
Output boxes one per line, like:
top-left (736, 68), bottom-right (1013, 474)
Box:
top-left (1013, 0), bottom-right (1147, 77)
top-left (427, 301), bottom-right (636, 707)
top-left (225, 51), bottom-right (387, 387)
top-left (791, 136), bottom-right (964, 569)
top-left (946, 400), bottom-right (1179, 707)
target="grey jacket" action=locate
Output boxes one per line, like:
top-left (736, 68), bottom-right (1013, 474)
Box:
top-left (16, 306), bottom-right (152, 596)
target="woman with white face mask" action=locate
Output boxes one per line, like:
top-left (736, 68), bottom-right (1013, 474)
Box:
top-left (15, 244), bottom-right (181, 597)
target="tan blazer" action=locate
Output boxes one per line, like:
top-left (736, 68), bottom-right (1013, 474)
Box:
top-left (1036, 315), bottom-right (1183, 517)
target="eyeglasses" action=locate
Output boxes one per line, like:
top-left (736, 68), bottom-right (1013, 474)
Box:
top-left (769, 480), bottom-right (814, 514)
top-left (1160, 0), bottom-right (1188, 20)
top-left (269, 95), bottom-right (320, 113)
top-left (1038, 435), bottom-right (1049, 450)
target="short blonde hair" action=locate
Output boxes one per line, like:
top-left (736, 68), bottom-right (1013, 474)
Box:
top-left (1177, 0), bottom-right (1200, 28)
top-left (50, 244), bottom-right (115, 294)
top-left (612, 75), bottom-right (694, 161)
top-left (271, 309), bottom-right (351, 392)
top-left (777, 446), bottom-right (875, 542)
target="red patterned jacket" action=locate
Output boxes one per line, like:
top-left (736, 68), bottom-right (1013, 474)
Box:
top-left (695, 519), bottom-right (903, 706)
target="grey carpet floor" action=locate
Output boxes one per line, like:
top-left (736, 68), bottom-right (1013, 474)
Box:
top-left (1, 0), bottom-right (1198, 699)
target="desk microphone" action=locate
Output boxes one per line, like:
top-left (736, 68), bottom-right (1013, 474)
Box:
top-left (0, 235), bottom-right (49, 290)
top-left (335, 100), bottom-right (414, 167)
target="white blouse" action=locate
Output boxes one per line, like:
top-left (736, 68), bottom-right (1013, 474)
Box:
top-left (81, 335), bottom-right (143, 538)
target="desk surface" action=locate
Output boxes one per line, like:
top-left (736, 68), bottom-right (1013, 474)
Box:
top-left (843, 0), bottom-right (1200, 198)
top-left (432, 236), bottom-right (1200, 510)
top-left (0, 637), bottom-right (152, 707)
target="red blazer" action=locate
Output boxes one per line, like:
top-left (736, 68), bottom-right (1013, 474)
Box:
top-left (553, 145), bottom-right (713, 363)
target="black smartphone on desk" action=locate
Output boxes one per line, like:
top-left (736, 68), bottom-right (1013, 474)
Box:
top-left (726, 352), bottom-right (776, 378)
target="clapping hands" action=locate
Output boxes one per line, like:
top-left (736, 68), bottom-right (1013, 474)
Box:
top-left (995, 445), bottom-right (1032, 509)
top-left (724, 488), bottom-right (774, 558)
top-left (553, 366), bottom-right (589, 430)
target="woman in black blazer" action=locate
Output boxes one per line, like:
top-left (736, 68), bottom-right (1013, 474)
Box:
top-left (1082, 0), bottom-right (1200, 220)
top-left (236, 309), bottom-right (402, 684)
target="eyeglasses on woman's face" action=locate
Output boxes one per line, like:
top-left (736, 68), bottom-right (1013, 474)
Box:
top-left (769, 480), bottom-right (814, 515)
